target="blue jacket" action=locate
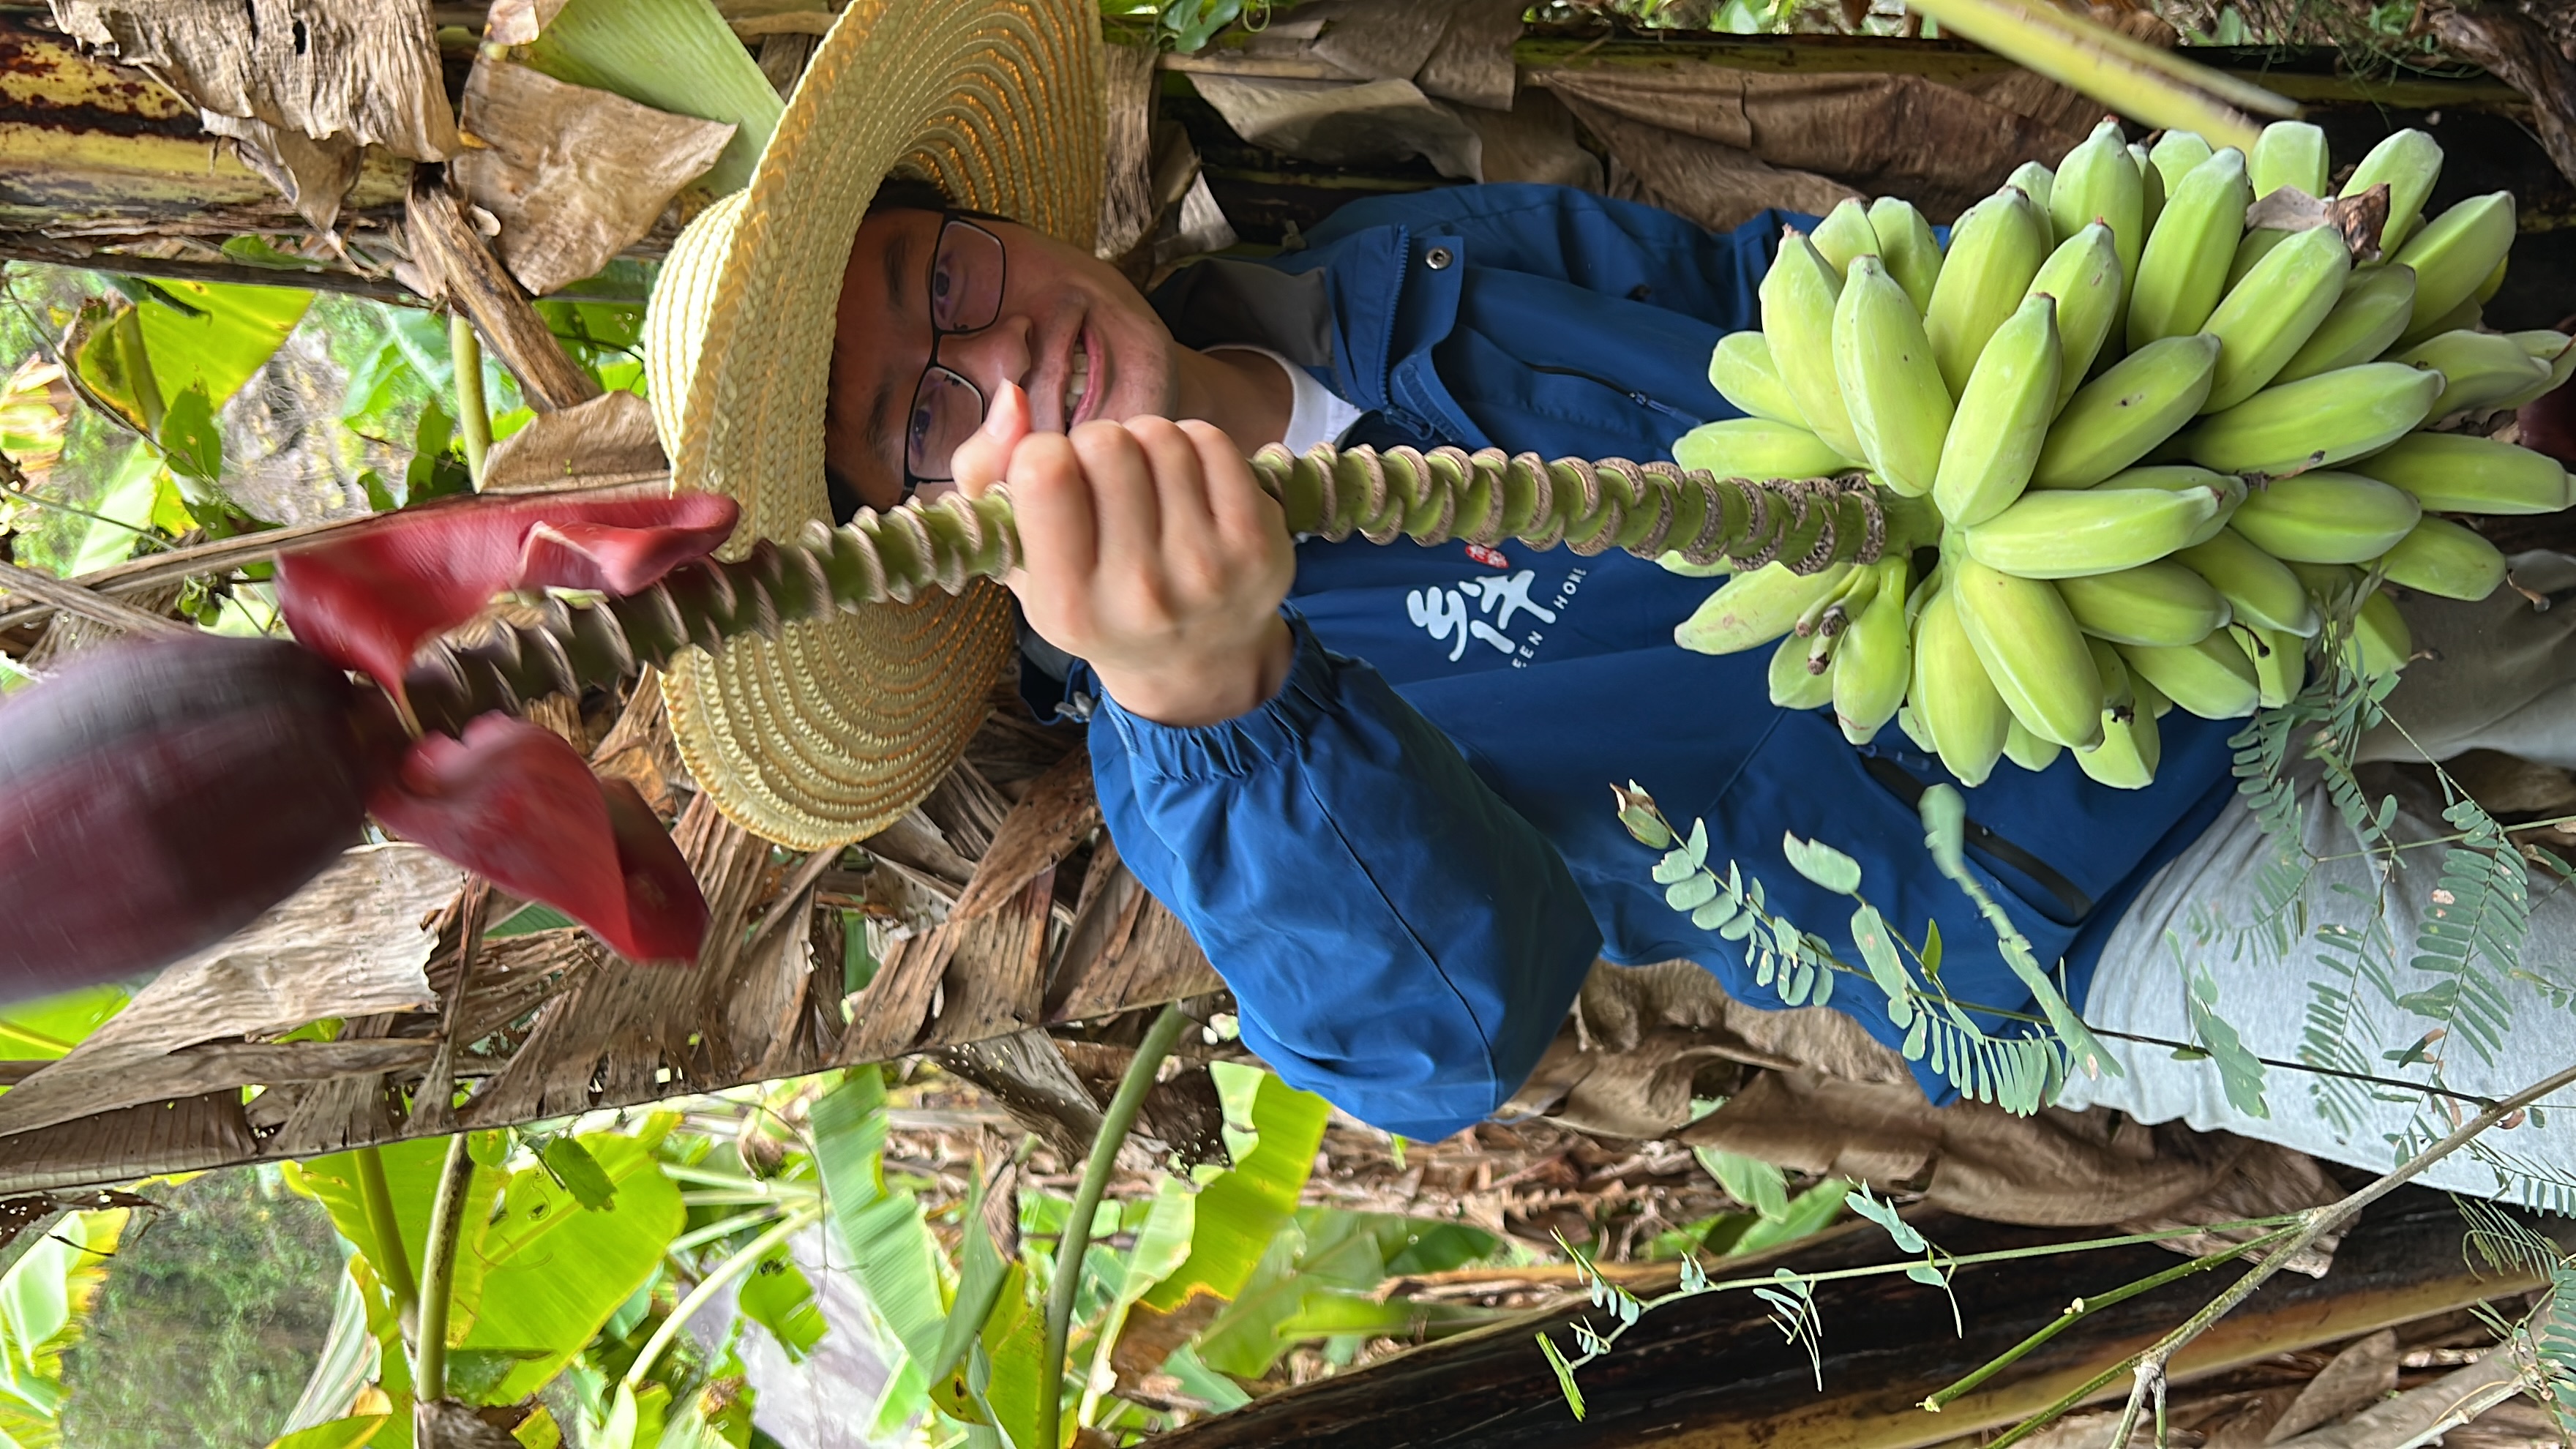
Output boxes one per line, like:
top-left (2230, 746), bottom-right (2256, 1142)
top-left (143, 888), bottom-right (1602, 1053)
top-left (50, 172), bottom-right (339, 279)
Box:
top-left (1085, 184), bottom-right (2239, 1139)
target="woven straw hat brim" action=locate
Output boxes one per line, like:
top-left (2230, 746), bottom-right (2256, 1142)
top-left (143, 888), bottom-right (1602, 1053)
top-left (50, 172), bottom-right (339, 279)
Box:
top-left (644, 0), bottom-right (1103, 850)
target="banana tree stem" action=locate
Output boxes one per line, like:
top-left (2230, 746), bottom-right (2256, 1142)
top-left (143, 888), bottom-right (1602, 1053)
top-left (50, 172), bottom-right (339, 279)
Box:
top-left (413, 1133), bottom-right (477, 1401)
top-left (451, 313), bottom-right (490, 489)
top-left (353, 1144), bottom-right (419, 1328)
top-left (1041, 1003), bottom-right (1194, 1449)
top-left (403, 447), bottom-right (1901, 737)
top-left (624, 1202), bottom-right (822, 1393)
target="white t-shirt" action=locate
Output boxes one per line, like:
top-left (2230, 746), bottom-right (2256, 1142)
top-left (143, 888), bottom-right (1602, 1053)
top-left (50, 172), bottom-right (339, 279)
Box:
top-left (1214, 345), bottom-right (1365, 454)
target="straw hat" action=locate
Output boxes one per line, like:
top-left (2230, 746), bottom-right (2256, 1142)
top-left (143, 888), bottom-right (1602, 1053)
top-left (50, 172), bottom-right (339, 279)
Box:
top-left (643, 0), bottom-right (1103, 849)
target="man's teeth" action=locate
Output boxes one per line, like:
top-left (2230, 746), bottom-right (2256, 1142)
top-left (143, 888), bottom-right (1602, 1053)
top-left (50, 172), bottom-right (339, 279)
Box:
top-left (1063, 342), bottom-right (1090, 419)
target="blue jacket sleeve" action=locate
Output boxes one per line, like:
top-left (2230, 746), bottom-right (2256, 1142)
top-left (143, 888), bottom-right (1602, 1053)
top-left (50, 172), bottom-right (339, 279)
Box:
top-left (1085, 614), bottom-right (1603, 1140)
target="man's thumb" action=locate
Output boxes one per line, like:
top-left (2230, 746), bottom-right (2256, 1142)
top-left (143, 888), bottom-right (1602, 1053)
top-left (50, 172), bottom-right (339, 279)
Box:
top-left (951, 380), bottom-right (1030, 498)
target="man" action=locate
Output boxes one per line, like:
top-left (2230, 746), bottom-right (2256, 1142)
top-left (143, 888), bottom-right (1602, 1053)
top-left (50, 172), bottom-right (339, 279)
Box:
top-left (648, 0), bottom-right (2576, 1200)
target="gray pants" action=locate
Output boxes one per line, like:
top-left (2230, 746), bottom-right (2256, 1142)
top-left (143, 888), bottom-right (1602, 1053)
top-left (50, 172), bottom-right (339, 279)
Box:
top-left (2059, 554), bottom-right (2576, 1206)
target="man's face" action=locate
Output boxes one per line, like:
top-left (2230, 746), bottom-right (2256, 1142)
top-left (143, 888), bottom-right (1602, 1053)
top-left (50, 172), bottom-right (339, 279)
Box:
top-left (825, 209), bottom-right (1180, 511)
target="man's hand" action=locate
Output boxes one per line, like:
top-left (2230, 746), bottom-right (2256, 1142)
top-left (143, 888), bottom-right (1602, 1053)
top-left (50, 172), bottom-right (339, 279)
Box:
top-left (951, 382), bottom-right (1295, 727)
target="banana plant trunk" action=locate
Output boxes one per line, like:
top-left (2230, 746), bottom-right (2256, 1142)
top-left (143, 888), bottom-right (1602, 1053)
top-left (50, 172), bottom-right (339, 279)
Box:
top-left (0, 12), bottom-right (409, 271)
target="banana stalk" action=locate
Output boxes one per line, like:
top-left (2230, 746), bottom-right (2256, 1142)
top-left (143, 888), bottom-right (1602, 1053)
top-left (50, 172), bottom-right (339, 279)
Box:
top-left (403, 444), bottom-right (1901, 734)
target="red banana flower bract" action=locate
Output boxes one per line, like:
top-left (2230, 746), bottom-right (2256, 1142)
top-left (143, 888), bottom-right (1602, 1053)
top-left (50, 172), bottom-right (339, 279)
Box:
top-left (276, 488), bottom-right (738, 696)
top-left (0, 635), bottom-right (405, 1002)
top-left (370, 714), bottom-right (706, 963)
top-left (0, 491), bottom-right (742, 999)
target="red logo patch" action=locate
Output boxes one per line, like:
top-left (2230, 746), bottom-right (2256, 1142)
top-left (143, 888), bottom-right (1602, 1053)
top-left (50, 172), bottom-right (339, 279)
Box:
top-left (1464, 543), bottom-right (1509, 569)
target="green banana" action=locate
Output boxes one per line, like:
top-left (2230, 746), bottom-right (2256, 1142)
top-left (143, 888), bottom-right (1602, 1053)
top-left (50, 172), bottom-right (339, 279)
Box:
top-left (2378, 514), bottom-right (2507, 602)
top-left (1707, 331), bottom-right (1808, 425)
top-left (2025, 222), bottom-right (2124, 413)
top-left (2050, 120), bottom-right (2143, 302)
top-left (1962, 484), bottom-right (2221, 580)
top-left (1910, 583), bottom-right (2010, 787)
top-left (2226, 471), bottom-right (2422, 565)
top-left (1673, 417), bottom-right (1855, 479)
top-left (2477, 254), bottom-right (2509, 304)
top-left (1897, 703), bottom-right (1937, 754)
top-left (2392, 329), bottom-right (2554, 416)
top-left (1833, 557), bottom-right (1913, 744)
top-left (2032, 334), bottom-right (2221, 489)
top-left (2094, 464), bottom-right (2244, 546)
top-left (2056, 560), bottom-right (2229, 646)
top-left (2008, 160), bottom-right (2057, 244)
top-left (2127, 147), bottom-right (2250, 351)
top-left (2224, 228), bottom-right (2289, 295)
top-left (2351, 589), bottom-right (2413, 678)
top-left (2089, 634), bottom-right (2133, 714)
top-left (1674, 560), bottom-right (1854, 654)
top-left (2342, 128), bottom-right (2443, 257)
top-left (2179, 362), bottom-right (2442, 476)
top-left (2349, 431), bottom-right (2569, 514)
top-left (2237, 624), bottom-right (2304, 708)
top-left (2132, 142), bottom-right (2165, 232)
top-left (1770, 629), bottom-right (1837, 709)
top-left (2174, 527), bottom-right (2321, 636)
top-left (2270, 264), bottom-right (2417, 385)
top-left (2077, 638), bottom-right (2161, 789)
top-left (1926, 185), bottom-right (2050, 397)
top-left (2119, 634), bottom-right (2261, 719)
top-left (2199, 225), bottom-right (2352, 413)
top-left (1869, 195), bottom-right (1944, 311)
top-left (2147, 130), bottom-right (2214, 198)
top-left (2003, 719), bottom-right (2064, 772)
top-left (2392, 191), bottom-right (2517, 335)
top-left (1952, 557), bottom-right (2105, 748)
top-left (2493, 329), bottom-right (2576, 411)
top-left (1933, 291), bottom-right (2060, 526)
top-left (1759, 233), bottom-right (1867, 463)
top-left (1811, 197), bottom-right (1882, 277)
top-left (2249, 119), bottom-right (2329, 200)
top-left (1834, 255), bottom-right (1955, 498)
top-left (2395, 295), bottom-right (2483, 352)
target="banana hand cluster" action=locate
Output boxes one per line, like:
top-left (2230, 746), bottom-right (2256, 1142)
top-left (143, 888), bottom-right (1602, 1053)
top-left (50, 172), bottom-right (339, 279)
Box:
top-left (1669, 119), bottom-right (2573, 790)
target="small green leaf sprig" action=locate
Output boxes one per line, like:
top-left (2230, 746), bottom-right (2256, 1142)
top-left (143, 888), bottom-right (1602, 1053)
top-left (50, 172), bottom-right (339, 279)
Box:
top-left (1614, 780), bottom-right (2103, 1115)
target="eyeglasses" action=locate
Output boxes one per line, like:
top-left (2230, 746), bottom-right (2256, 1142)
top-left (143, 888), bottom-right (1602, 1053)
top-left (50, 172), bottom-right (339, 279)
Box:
top-left (901, 214), bottom-right (1008, 495)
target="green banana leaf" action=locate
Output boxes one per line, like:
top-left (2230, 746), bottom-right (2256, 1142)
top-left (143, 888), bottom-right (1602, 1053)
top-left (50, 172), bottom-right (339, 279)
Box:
top-left (0, 985), bottom-right (130, 1063)
top-left (1136, 1066), bottom-right (1330, 1317)
top-left (812, 1068), bottom-right (949, 1380)
top-left (263, 1413), bottom-right (387, 1449)
top-left (289, 1128), bottom-right (683, 1405)
top-left (0, 1208), bottom-right (128, 1449)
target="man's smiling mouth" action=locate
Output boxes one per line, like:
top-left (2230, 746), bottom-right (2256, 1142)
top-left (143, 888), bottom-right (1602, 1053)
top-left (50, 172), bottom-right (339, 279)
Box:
top-left (1063, 330), bottom-right (1092, 424)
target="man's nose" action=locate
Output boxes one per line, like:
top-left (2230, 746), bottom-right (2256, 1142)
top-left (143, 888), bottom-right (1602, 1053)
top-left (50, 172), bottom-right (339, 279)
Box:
top-left (937, 316), bottom-right (1033, 399)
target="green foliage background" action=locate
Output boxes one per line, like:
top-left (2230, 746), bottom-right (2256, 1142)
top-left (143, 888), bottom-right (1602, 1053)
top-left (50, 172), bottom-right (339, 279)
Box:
top-left (58, 1172), bottom-right (341, 1449)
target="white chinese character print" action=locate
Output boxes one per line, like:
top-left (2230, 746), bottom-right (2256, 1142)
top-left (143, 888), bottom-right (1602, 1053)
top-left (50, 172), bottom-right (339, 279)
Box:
top-left (1407, 585), bottom-right (1515, 662)
top-left (1459, 570), bottom-right (1560, 633)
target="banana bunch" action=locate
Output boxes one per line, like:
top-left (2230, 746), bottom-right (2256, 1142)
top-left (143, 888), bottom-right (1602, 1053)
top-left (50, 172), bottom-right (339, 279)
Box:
top-left (1673, 118), bottom-right (2574, 790)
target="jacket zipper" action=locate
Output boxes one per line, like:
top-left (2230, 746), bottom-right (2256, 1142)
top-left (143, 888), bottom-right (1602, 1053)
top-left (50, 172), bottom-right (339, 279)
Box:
top-left (1525, 362), bottom-right (1704, 427)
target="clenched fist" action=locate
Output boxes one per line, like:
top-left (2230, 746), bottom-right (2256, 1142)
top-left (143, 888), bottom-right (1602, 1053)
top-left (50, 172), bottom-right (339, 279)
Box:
top-left (949, 382), bottom-right (1296, 727)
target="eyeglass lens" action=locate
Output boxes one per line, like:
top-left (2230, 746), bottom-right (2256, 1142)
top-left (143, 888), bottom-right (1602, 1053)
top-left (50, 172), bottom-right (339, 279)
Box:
top-left (907, 220), bottom-right (1006, 482)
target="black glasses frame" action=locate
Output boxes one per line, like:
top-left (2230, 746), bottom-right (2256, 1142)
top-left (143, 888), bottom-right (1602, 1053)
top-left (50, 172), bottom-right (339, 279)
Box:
top-left (899, 212), bottom-right (1008, 497)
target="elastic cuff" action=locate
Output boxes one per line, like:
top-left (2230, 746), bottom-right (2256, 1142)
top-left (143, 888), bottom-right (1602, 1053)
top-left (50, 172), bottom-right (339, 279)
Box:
top-left (1101, 611), bottom-right (1342, 785)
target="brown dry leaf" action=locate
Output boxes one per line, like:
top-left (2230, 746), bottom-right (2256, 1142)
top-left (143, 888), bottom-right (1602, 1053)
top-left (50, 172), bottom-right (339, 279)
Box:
top-left (479, 389), bottom-right (668, 493)
top-left (2266, 1330), bottom-right (2400, 1443)
top-left (1112, 1289), bottom-right (1227, 1388)
top-left (0, 844), bottom-right (460, 1140)
top-left (49, 0), bottom-right (459, 226)
top-left (454, 60), bottom-right (736, 297)
top-left (486, 0), bottom-right (570, 46)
